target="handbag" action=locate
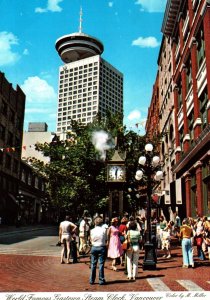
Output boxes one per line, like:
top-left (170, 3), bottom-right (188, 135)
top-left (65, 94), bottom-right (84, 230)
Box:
top-left (196, 236), bottom-right (203, 246)
top-left (122, 231), bottom-right (131, 250)
top-left (122, 239), bottom-right (129, 250)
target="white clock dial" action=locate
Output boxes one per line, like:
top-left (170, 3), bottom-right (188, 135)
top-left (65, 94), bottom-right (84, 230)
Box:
top-left (108, 166), bottom-right (124, 180)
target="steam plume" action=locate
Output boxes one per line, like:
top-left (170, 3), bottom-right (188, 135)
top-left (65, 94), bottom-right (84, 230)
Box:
top-left (91, 130), bottom-right (113, 160)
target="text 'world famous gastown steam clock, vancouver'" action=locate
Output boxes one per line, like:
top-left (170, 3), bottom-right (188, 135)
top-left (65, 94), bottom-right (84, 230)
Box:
top-left (55, 9), bottom-right (123, 136)
top-left (106, 149), bottom-right (126, 218)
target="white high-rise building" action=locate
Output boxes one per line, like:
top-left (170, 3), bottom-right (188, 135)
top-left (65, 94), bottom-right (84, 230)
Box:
top-left (55, 12), bottom-right (123, 134)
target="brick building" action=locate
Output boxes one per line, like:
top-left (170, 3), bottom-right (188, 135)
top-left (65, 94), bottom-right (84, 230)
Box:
top-left (157, 36), bottom-right (177, 219)
top-left (146, 74), bottom-right (160, 139)
top-left (0, 72), bottom-right (25, 224)
top-left (147, 0), bottom-right (210, 219)
top-left (0, 73), bottom-right (48, 225)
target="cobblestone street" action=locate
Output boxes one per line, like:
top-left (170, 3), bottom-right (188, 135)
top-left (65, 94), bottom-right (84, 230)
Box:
top-left (0, 247), bottom-right (209, 292)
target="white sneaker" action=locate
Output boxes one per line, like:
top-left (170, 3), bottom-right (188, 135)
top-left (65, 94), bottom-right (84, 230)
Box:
top-left (162, 255), bottom-right (166, 258)
top-left (166, 255), bottom-right (171, 258)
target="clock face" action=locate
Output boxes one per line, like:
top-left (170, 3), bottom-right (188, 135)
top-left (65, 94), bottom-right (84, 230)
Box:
top-left (108, 165), bottom-right (125, 181)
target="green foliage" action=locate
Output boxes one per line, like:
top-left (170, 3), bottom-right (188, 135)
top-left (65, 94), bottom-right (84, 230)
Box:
top-left (30, 112), bottom-right (152, 216)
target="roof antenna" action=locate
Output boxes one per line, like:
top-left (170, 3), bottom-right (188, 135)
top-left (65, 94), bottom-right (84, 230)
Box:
top-left (79, 7), bottom-right (83, 33)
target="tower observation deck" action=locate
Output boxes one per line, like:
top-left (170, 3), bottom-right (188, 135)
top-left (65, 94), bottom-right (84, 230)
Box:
top-left (55, 9), bottom-right (104, 63)
top-left (55, 32), bottom-right (104, 63)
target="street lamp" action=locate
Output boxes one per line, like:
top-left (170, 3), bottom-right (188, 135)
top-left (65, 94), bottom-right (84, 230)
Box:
top-left (16, 192), bottom-right (25, 227)
top-left (41, 197), bottom-right (50, 223)
top-left (135, 143), bottom-right (163, 270)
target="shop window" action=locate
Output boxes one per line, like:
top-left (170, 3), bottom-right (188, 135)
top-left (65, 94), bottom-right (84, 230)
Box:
top-left (190, 172), bottom-right (197, 217)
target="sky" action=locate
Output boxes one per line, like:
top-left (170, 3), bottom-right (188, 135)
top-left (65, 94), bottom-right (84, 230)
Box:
top-left (0, 0), bottom-right (167, 133)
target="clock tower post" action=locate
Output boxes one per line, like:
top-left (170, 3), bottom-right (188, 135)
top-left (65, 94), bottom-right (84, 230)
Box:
top-left (106, 149), bottom-right (126, 218)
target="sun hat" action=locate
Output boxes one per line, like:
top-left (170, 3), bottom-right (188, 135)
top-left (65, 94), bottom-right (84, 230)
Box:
top-left (111, 217), bottom-right (118, 223)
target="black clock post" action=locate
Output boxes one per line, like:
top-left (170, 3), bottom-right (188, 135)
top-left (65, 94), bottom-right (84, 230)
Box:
top-left (106, 149), bottom-right (126, 218)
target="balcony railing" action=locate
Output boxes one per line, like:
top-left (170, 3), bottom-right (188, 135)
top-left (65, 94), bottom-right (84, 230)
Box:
top-left (173, 124), bottom-right (210, 173)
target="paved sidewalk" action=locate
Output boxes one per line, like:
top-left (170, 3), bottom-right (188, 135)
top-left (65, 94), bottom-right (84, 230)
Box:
top-left (0, 224), bottom-right (55, 236)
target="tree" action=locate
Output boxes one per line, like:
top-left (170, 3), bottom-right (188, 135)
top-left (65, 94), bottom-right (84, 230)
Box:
top-left (30, 112), bottom-right (124, 217)
top-left (30, 112), bottom-right (157, 217)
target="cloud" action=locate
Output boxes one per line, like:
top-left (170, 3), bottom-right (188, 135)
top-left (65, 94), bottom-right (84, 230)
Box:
top-left (108, 2), bottom-right (113, 7)
top-left (23, 49), bottom-right (29, 55)
top-left (127, 110), bottom-right (141, 120)
top-left (21, 76), bottom-right (57, 130)
top-left (135, 0), bottom-right (167, 12)
top-left (20, 76), bottom-right (57, 103)
top-left (132, 36), bottom-right (160, 48)
top-left (0, 31), bottom-right (20, 66)
top-left (35, 7), bottom-right (48, 13)
top-left (126, 111), bottom-right (146, 132)
top-left (35, 0), bottom-right (63, 13)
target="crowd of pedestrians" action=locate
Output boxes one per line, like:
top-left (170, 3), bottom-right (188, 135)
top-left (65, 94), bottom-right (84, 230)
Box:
top-left (58, 212), bottom-right (210, 285)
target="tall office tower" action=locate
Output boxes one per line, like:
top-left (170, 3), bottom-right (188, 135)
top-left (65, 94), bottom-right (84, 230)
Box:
top-left (55, 11), bottom-right (123, 134)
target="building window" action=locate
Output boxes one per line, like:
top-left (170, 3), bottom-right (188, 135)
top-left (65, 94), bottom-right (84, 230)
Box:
top-left (35, 176), bottom-right (39, 188)
top-left (199, 87), bottom-right (208, 129)
top-left (13, 159), bottom-right (18, 173)
top-left (16, 117), bottom-right (22, 130)
top-left (177, 82), bottom-right (182, 109)
top-left (196, 27), bottom-right (205, 69)
top-left (1, 101), bottom-right (7, 116)
top-left (179, 127), bottom-right (184, 152)
top-left (7, 132), bottom-right (13, 146)
top-left (9, 109), bottom-right (15, 124)
top-left (0, 125), bottom-right (6, 140)
top-left (0, 150), bottom-right (3, 166)
top-left (21, 169), bottom-right (26, 182)
top-left (5, 154), bottom-right (11, 170)
top-left (28, 173), bottom-right (32, 185)
top-left (202, 161), bottom-right (210, 215)
top-left (187, 111), bottom-right (194, 145)
top-left (186, 59), bottom-right (192, 93)
top-left (169, 124), bottom-right (174, 149)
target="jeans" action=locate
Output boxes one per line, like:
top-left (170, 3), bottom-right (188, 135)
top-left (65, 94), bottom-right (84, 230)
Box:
top-left (90, 246), bottom-right (106, 284)
top-left (197, 245), bottom-right (205, 260)
top-left (70, 240), bottom-right (78, 263)
top-left (182, 238), bottom-right (194, 266)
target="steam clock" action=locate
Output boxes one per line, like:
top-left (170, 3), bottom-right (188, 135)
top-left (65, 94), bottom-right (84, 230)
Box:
top-left (106, 149), bottom-right (126, 217)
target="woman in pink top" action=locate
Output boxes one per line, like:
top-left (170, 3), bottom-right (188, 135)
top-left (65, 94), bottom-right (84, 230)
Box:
top-left (107, 217), bottom-right (123, 271)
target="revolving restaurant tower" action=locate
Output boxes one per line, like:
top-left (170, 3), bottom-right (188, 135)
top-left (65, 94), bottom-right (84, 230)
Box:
top-left (55, 10), bottom-right (123, 134)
